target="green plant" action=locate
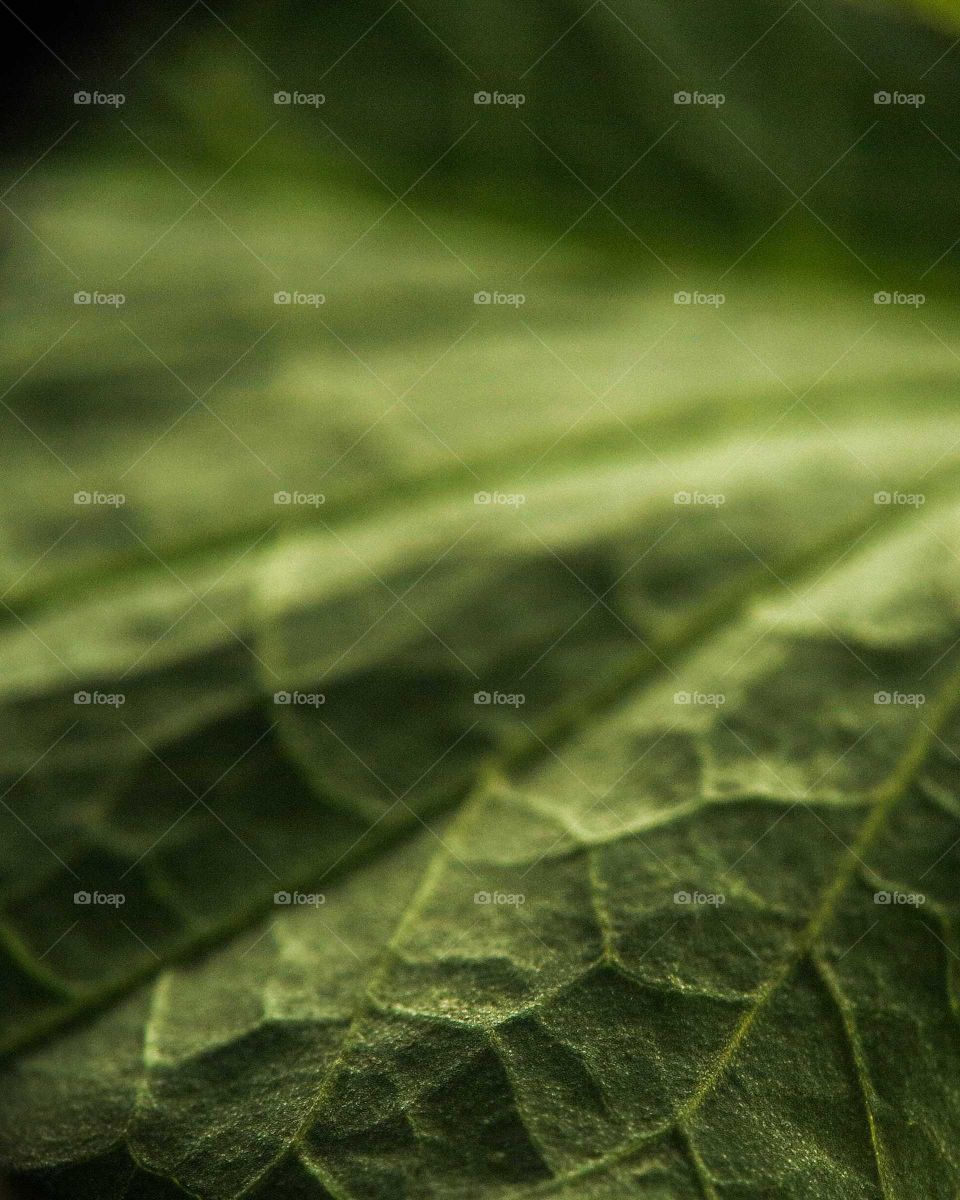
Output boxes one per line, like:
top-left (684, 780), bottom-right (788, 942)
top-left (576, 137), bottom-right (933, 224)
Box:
top-left (2, 2), bottom-right (960, 1196)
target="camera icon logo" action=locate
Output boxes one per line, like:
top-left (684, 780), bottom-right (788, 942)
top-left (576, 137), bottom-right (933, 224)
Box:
top-left (474, 291), bottom-right (492, 304)
top-left (474, 91), bottom-right (492, 105)
top-left (74, 91), bottom-right (91, 104)
top-left (673, 691), bottom-right (691, 704)
top-left (874, 91), bottom-right (891, 105)
top-left (674, 91), bottom-right (691, 105)
top-left (673, 291), bottom-right (691, 305)
top-left (474, 890), bottom-right (492, 903)
top-left (274, 891), bottom-right (292, 904)
top-left (274, 691), bottom-right (292, 704)
top-left (74, 291), bottom-right (91, 304)
top-left (674, 490), bottom-right (692, 504)
top-left (873, 291), bottom-right (891, 305)
top-left (474, 690), bottom-right (491, 704)
top-left (74, 690), bottom-right (91, 704)
top-left (274, 91), bottom-right (291, 104)
top-left (274, 291), bottom-right (291, 304)
top-left (74, 490), bottom-right (92, 504)
top-left (874, 890), bottom-right (891, 904)
top-left (273, 490), bottom-right (292, 504)
top-left (873, 491), bottom-right (891, 505)
top-left (674, 890), bottom-right (691, 903)
top-left (74, 890), bottom-right (91, 904)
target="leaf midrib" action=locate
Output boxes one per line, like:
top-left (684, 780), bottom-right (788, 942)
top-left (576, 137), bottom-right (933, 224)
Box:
top-left (0, 472), bottom-right (945, 1073)
top-left (4, 368), bottom-right (957, 625)
top-left (230, 493), bottom-right (960, 1197)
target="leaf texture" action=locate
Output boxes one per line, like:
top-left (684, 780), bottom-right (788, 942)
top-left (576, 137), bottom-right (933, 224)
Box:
top-left (4, 0), bottom-right (960, 1196)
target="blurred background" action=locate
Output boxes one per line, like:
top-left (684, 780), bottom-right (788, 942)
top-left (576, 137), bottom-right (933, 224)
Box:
top-left (0, 0), bottom-right (958, 604)
top-left (3, 1), bottom-right (960, 251)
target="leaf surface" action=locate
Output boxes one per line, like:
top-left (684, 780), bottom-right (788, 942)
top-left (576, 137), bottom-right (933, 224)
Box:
top-left (4, 0), bottom-right (960, 1196)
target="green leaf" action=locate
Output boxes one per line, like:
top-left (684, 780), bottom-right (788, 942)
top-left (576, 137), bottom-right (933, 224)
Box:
top-left (3, 180), bottom-right (960, 1192)
top-left (4, 0), bottom-right (960, 1196)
